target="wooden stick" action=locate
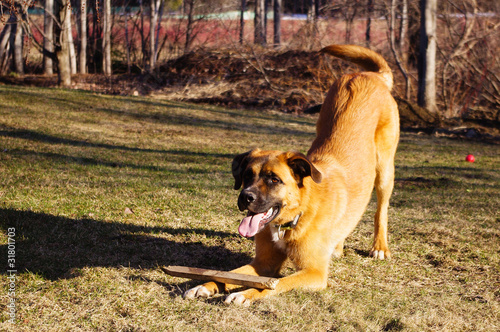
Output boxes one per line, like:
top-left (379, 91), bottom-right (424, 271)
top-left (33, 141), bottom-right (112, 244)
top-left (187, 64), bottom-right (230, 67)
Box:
top-left (161, 265), bottom-right (279, 290)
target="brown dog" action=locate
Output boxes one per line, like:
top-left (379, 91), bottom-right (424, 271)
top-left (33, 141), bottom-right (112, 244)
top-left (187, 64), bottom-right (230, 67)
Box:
top-left (184, 44), bottom-right (399, 304)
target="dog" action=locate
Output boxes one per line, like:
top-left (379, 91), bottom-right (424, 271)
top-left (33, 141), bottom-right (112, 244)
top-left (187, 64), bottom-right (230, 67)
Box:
top-left (184, 44), bottom-right (399, 305)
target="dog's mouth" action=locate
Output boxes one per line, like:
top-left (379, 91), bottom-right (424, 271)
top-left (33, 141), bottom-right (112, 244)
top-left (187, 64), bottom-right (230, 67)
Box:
top-left (238, 206), bottom-right (280, 238)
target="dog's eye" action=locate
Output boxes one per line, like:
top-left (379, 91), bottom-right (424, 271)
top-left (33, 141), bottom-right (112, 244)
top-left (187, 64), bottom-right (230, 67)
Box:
top-left (269, 176), bottom-right (281, 185)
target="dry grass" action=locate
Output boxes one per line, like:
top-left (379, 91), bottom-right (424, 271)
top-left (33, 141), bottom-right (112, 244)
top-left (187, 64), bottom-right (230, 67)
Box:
top-left (0, 85), bottom-right (499, 331)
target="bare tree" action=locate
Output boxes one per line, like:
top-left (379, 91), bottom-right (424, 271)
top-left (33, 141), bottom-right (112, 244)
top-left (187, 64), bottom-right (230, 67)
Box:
top-left (57, 0), bottom-right (72, 86)
top-left (124, 8), bottom-right (131, 74)
top-left (79, 0), bottom-right (87, 74)
top-left (0, 15), bottom-right (15, 74)
top-left (323, 0), bottom-right (360, 43)
top-left (440, 0), bottom-right (478, 116)
top-left (66, 7), bottom-right (77, 75)
top-left (103, 0), bottom-right (112, 75)
top-left (296, 0), bottom-right (320, 50)
top-left (139, 0), bottom-right (146, 68)
top-left (264, 0), bottom-right (268, 35)
top-left (240, 0), bottom-right (246, 44)
top-left (417, 0), bottom-right (438, 115)
top-left (12, 10), bottom-right (24, 74)
top-left (366, 0), bottom-right (373, 47)
top-left (44, 0), bottom-right (54, 75)
top-left (185, 0), bottom-right (195, 52)
top-left (154, 0), bottom-right (164, 61)
top-left (274, 0), bottom-right (282, 46)
top-left (388, 0), bottom-right (411, 100)
top-left (150, 0), bottom-right (161, 70)
top-left (150, 0), bottom-right (157, 69)
top-left (342, 0), bottom-right (359, 43)
top-left (254, 0), bottom-right (266, 45)
top-left (306, 0), bottom-right (315, 22)
top-left (0, 2), bottom-right (27, 75)
top-left (1, 0), bottom-right (84, 83)
top-left (87, 0), bottom-right (102, 73)
top-left (399, 0), bottom-right (409, 65)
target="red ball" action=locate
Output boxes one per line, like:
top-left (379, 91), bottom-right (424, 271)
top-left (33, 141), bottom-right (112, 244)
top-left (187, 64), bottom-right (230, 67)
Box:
top-left (465, 154), bottom-right (475, 162)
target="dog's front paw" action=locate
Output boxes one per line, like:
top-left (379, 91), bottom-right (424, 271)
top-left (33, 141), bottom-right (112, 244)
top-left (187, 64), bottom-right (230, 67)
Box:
top-left (183, 285), bottom-right (213, 299)
top-left (224, 291), bottom-right (252, 306)
top-left (370, 248), bottom-right (391, 260)
top-left (224, 288), bottom-right (267, 305)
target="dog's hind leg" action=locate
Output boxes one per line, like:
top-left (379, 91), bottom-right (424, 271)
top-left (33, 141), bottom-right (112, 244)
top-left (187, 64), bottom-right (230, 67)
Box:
top-left (371, 163), bottom-right (393, 259)
top-left (371, 122), bottom-right (399, 260)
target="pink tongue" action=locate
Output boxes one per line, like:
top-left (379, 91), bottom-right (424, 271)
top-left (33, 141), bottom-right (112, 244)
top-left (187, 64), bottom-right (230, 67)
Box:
top-left (238, 212), bottom-right (266, 238)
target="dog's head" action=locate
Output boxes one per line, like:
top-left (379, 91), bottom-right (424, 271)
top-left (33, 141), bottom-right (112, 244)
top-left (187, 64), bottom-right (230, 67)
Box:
top-left (232, 149), bottom-right (322, 237)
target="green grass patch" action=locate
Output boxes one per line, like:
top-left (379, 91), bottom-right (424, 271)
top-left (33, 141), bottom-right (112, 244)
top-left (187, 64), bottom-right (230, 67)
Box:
top-left (0, 85), bottom-right (499, 331)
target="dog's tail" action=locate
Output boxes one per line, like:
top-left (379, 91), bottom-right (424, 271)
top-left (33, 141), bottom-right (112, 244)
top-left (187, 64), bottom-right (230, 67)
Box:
top-left (321, 44), bottom-right (393, 91)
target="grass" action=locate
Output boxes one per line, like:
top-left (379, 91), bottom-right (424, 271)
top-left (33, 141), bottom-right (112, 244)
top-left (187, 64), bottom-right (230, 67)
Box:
top-left (0, 84), bottom-right (499, 331)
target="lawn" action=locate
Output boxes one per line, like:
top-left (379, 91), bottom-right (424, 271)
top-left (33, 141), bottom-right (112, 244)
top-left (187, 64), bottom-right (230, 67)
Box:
top-left (0, 84), bottom-right (498, 331)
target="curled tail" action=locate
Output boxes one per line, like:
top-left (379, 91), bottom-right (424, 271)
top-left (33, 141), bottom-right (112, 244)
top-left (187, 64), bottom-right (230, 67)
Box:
top-left (321, 44), bottom-right (393, 91)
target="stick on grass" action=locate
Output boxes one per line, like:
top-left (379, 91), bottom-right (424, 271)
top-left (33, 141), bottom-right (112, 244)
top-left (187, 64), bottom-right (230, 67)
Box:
top-left (161, 265), bottom-right (279, 290)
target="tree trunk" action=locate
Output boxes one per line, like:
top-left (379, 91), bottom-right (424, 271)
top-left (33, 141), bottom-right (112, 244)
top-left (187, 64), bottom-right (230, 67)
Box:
top-left (90, 0), bottom-right (102, 73)
top-left (389, 0), bottom-right (411, 100)
top-left (418, 0), bottom-right (438, 115)
top-left (264, 0), bottom-right (268, 36)
top-left (254, 0), bottom-right (266, 45)
top-left (58, 0), bottom-right (72, 87)
top-left (79, 0), bottom-right (87, 74)
top-left (66, 10), bottom-right (77, 74)
top-left (306, 0), bottom-right (314, 22)
top-left (366, 0), bottom-right (373, 47)
top-left (44, 0), bottom-right (54, 75)
top-left (12, 17), bottom-right (24, 74)
top-left (150, 0), bottom-right (158, 71)
top-left (240, 0), bottom-right (246, 44)
top-left (139, 0), bottom-right (146, 69)
top-left (0, 15), bottom-right (15, 75)
top-left (125, 9), bottom-right (131, 74)
top-left (399, 0), bottom-right (409, 65)
top-left (185, 0), bottom-right (194, 52)
top-left (273, 0), bottom-right (281, 46)
top-left (103, 0), bottom-right (112, 75)
top-left (155, 0), bottom-right (163, 60)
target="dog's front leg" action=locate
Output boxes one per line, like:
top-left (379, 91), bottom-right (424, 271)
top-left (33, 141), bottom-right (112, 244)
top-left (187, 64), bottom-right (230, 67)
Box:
top-left (184, 228), bottom-right (287, 301)
top-left (183, 264), bottom-right (260, 299)
top-left (183, 281), bottom-right (220, 299)
top-left (224, 267), bottom-right (328, 305)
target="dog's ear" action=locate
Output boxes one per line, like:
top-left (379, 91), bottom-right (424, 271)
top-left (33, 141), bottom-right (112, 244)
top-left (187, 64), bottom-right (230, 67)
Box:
top-left (286, 152), bottom-right (322, 185)
top-left (232, 149), bottom-right (256, 190)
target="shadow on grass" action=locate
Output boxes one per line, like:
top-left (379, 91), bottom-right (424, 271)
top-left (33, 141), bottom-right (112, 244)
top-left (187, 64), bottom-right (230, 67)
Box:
top-left (6, 149), bottom-right (233, 175)
top-left (1, 87), bottom-right (314, 137)
top-left (0, 208), bottom-right (252, 281)
top-left (0, 125), bottom-right (236, 158)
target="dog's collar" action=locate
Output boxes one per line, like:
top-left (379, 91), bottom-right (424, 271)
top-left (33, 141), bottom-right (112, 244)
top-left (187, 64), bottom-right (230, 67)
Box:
top-left (275, 212), bottom-right (302, 234)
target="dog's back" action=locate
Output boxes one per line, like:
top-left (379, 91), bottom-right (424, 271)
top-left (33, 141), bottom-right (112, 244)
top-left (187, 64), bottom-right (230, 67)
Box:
top-left (308, 45), bottom-right (398, 173)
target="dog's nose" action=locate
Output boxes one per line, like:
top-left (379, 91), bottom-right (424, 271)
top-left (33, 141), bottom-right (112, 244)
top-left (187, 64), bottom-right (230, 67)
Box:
top-left (244, 191), bottom-right (256, 203)
top-left (238, 190), bottom-right (257, 211)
